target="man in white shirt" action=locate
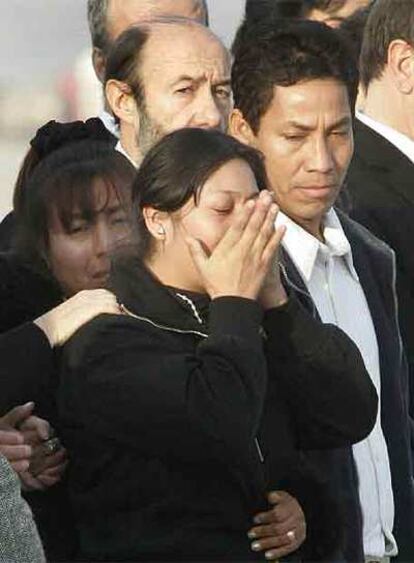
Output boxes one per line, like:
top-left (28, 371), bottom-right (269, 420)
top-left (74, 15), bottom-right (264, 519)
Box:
top-left (230, 16), bottom-right (414, 563)
top-left (346, 0), bottom-right (414, 412)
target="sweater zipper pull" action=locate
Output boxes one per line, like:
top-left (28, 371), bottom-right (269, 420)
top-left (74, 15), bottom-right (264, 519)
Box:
top-left (255, 437), bottom-right (265, 463)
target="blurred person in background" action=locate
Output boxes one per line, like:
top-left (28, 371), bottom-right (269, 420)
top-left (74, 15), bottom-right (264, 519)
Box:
top-left (303, 0), bottom-right (372, 27)
top-left (105, 17), bottom-right (231, 167)
top-left (346, 0), bottom-right (414, 428)
top-left (230, 16), bottom-right (414, 562)
top-left (244, 0), bottom-right (306, 20)
top-left (0, 134), bottom-right (135, 560)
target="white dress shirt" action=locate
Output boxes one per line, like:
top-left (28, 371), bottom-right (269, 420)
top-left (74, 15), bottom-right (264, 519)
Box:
top-left (115, 141), bottom-right (138, 168)
top-left (356, 110), bottom-right (414, 164)
top-left (98, 109), bottom-right (120, 139)
top-left (276, 208), bottom-right (397, 559)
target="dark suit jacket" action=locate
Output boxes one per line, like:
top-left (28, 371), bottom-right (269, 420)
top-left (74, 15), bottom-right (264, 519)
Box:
top-left (346, 118), bottom-right (414, 417)
top-left (280, 210), bottom-right (414, 562)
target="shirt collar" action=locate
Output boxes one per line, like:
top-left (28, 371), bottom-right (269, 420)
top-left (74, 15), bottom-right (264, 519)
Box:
top-left (356, 110), bottom-right (414, 164)
top-left (276, 208), bottom-right (359, 283)
top-left (115, 141), bottom-right (138, 168)
top-left (98, 109), bottom-right (120, 139)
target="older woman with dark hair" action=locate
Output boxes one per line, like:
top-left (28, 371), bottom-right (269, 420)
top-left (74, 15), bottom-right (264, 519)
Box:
top-left (0, 131), bottom-right (136, 560)
top-left (59, 127), bottom-right (377, 562)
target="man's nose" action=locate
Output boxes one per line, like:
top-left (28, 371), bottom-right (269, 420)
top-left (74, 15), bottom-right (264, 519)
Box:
top-left (193, 91), bottom-right (223, 130)
top-left (307, 138), bottom-right (335, 174)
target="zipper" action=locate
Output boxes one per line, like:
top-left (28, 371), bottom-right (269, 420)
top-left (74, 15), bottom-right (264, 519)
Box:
top-left (279, 260), bottom-right (318, 319)
top-left (120, 303), bottom-right (265, 465)
top-left (119, 304), bottom-right (208, 338)
top-left (255, 437), bottom-right (265, 463)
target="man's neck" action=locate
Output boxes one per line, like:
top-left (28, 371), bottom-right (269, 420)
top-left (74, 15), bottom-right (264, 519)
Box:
top-left (363, 79), bottom-right (414, 141)
top-left (120, 125), bottom-right (143, 167)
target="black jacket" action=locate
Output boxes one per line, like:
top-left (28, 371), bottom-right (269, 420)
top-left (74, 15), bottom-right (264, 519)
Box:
top-left (58, 259), bottom-right (377, 561)
top-left (281, 210), bottom-right (414, 562)
top-left (346, 118), bottom-right (414, 417)
top-left (0, 252), bottom-right (76, 561)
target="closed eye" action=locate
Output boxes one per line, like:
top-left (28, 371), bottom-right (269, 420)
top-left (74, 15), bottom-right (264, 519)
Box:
top-left (212, 208), bottom-right (232, 215)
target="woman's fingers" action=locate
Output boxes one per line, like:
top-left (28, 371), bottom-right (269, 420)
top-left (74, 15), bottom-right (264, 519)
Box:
top-left (238, 192), bottom-right (274, 250)
top-left (215, 198), bottom-right (256, 252)
top-left (20, 416), bottom-right (51, 442)
top-left (251, 202), bottom-right (279, 258)
top-left (261, 225), bottom-right (286, 266)
top-left (0, 444), bottom-right (31, 463)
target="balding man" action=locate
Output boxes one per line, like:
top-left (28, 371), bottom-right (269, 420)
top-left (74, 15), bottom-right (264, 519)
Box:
top-left (0, 1), bottom-right (209, 249)
top-left (87, 0), bottom-right (209, 135)
top-left (104, 17), bottom-right (231, 165)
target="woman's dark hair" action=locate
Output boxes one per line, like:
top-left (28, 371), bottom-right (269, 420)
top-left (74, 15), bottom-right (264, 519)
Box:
top-left (132, 128), bottom-right (268, 258)
top-left (14, 141), bottom-right (136, 278)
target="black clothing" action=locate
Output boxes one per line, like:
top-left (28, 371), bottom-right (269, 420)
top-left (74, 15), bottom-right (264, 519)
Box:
top-left (0, 252), bottom-right (76, 561)
top-left (0, 253), bottom-right (62, 415)
top-left (346, 118), bottom-right (414, 416)
top-left (281, 210), bottom-right (414, 562)
top-left (58, 259), bottom-right (377, 561)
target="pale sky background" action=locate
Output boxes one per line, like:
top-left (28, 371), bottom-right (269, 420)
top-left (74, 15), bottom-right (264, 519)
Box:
top-left (0, 0), bottom-right (245, 219)
top-left (0, 0), bottom-right (245, 84)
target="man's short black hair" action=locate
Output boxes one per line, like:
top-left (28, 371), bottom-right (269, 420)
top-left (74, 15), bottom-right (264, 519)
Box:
top-left (231, 18), bottom-right (358, 133)
top-left (360, 0), bottom-right (414, 90)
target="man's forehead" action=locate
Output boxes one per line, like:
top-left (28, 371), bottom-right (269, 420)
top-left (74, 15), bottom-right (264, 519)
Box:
top-left (107, 0), bottom-right (205, 40)
top-left (260, 80), bottom-right (351, 127)
top-left (142, 25), bottom-right (230, 76)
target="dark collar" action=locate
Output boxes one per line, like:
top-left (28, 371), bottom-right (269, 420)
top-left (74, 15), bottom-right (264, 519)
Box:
top-left (110, 255), bottom-right (208, 333)
top-left (353, 118), bottom-right (414, 205)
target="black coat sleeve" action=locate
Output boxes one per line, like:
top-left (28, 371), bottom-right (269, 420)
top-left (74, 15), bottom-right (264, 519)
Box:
top-left (59, 297), bottom-right (267, 463)
top-left (0, 323), bottom-right (54, 415)
top-left (263, 296), bottom-right (378, 449)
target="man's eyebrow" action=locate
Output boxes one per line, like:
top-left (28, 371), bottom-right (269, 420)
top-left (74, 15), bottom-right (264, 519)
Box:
top-left (212, 79), bottom-right (231, 87)
top-left (285, 120), bottom-right (315, 132)
top-left (170, 75), bottom-right (199, 87)
top-left (285, 116), bottom-right (352, 132)
top-left (170, 76), bottom-right (231, 88)
top-left (328, 116), bottom-right (353, 130)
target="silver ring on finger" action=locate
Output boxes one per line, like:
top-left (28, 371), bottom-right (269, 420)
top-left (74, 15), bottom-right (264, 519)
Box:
top-left (42, 437), bottom-right (61, 455)
top-left (287, 529), bottom-right (296, 542)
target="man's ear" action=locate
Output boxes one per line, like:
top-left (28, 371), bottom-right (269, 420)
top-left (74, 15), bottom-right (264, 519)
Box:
top-left (92, 47), bottom-right (107, 84)
top-left (388, 39), bottom-right (414, 95)
top-left (105, 79), bottom-right (137, 126)
top-left (229, 109), bottom-right (257, 147)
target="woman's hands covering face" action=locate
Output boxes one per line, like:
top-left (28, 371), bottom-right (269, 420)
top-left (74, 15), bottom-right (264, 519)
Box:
top-left (185, 190), bottom-right (286, 301)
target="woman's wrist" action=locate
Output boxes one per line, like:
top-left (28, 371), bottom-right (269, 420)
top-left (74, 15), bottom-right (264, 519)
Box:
top-left (33, 315), bottom-right (55, 347)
